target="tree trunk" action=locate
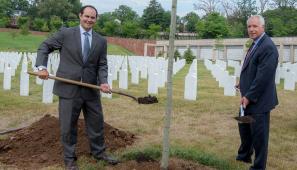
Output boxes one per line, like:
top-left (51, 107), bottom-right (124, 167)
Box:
top-left (160, 0), bottom-right (177, 170)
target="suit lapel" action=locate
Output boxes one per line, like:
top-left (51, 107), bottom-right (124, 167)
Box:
top-left (87, 31), bottom-right (99, 61)
top-left (74, 26), bottom-right (84, 64)
top-left (241, 34), bottom-right (267, 72)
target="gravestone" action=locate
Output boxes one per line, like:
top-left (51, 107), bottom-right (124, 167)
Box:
top-left (20, 56), bottom-right (29, 96)
top-left (3, 63), bottom-right (12, 90)
top-left (42, 79), bottom-right (54, 103)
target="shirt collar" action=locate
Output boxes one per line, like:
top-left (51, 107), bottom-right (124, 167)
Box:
top-left (79, 25), bottom-right (92, 36)
top-left (253, 32), bottom-right (265, 45)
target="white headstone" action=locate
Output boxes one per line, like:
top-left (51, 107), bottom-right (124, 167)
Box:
top-left (148, 72), bottom-right (158, 94)
top-left (224, 75), bottom-right (236, 96)
top-left (184, 73), bottom-right (197, 100)
top-left (0, 57), bottom-right (4, 73)
top-left (101, 73), bottom-right (113, 99)
top-left (3, 63), bottom-right (12, 90)
top-left (42, 79), bottom-right (54, 103)
top-left (20, 56), bottom-right (29, 96)
top-left (284, 71), bottom-right (296, 91)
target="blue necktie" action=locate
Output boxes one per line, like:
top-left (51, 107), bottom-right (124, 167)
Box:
top-left (83, 32), bottom-right (90, 63)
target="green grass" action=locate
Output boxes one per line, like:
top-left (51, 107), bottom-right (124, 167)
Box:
top-left (0, 32), bottom-right (46, 52)
top-left (108, 44), bottom-right (135, 56)
top-left (121, 145), bottom-right (245, 170)
top-left (0, 31), bottom-right (134, 55)
top-left (0, 35), bottom-right (297, 170)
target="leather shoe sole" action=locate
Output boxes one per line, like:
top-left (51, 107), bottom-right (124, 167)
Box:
top-left (95, 153), bottom-right (120, 165)
top-left (236, 157), bottom-right (252, 164)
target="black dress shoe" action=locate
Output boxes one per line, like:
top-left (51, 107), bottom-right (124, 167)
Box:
top-left (95, 152), bottom-right (120, 165)
top-left (65, 161), bottom-right (79, 170)
top-left (236, 157), bottom-right (252, 164)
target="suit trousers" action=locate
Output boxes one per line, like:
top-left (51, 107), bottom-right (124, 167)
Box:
top-left (59, 96), bottom-right (105, 163)
top-left (237, 111), bottom-right (270, 170)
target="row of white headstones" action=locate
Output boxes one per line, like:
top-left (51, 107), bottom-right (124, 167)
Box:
top-left (205, 59), bottom-right (297, 95)
top-left (1, 51), bottom-right (296, 104)
top-left (0, 52), bottom-right (197, 103)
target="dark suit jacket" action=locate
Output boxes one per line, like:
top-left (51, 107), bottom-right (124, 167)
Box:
top-left (240, 34), bottom-right (279, 113)
top-left (36, 26), bottom-right (108, 100)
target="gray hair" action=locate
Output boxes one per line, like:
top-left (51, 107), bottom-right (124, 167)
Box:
top-left (247, 15), bottom-right (265, 26)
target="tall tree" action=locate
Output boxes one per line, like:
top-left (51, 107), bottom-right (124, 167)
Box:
top-left (121, 21), bottom-right (141, 38)
top-left (36, 0), bottom-right (72, 20)
top-left (221, 0), bottom-right (237, 18)
top-left (0, 0), bottom-right (13, 17)
top-left (11, 0), bottom-right (29, 11)
top-left (270, 0), bottom-right (297, 8)
top-left (97, 12), bottom-right (114, 28)
top-left (196, 12), bottom-right (229, 38)
top-left (263, 7), bottom-right (297, 36)
top-left (68, 0), bottom-right (82, 15)
top-left (141, 0), bottom-right (165, 29)
top-left (259, 0), bottom-right (270, 14)
top-left (161, 11), bottom-right (171, 30)
top-left (182, 12), bottom-right (200, 32)
top-left (235, 0), bottom-right (257, 36)
top-left (193, 0), bottom-right (220, 15)
top-left (112, 5), bottom-right (138, 23)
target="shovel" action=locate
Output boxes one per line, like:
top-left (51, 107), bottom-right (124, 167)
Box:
top-left (234, 104), bottom-right (255, 123)
top-left (27, 71), bottom-right (158, 104)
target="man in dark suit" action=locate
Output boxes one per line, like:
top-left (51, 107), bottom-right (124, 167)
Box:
top-left (35, 5), bottom-right (118, 170)
top-left (236, 15), bottom-right (278, 170)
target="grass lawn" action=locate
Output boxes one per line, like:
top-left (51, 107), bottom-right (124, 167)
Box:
top-left (0, 31), bottom-right (297, 169)
top-left (0, 31), bottom-right (134, 55)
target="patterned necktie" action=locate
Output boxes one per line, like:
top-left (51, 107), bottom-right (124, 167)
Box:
top-left (242, 42), bottom-right (255, 68)
top-left (83, 32), bottom-right (90, 63)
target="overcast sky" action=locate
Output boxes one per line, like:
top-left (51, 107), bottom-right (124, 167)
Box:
top-left (80, 0), bottom-right (198, 17)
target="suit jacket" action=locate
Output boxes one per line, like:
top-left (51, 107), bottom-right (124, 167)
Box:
top-left (240, 34), bottom-right (279, 113)
top-left (36, 26), bottom-right (108, 100)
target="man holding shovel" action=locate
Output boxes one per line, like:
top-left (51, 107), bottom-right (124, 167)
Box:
top-left (236, 15), bottom-right (278, 170)
top-left (35, 5), bottom-right (119, 170)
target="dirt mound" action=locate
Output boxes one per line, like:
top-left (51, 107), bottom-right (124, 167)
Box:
top-left (106, 158), bottom-right (215, 170)
top-left (0, 115), bottom-right (136, 169)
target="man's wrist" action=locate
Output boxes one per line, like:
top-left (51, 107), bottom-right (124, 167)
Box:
top-left (36, 66), bottom-right (47, 71)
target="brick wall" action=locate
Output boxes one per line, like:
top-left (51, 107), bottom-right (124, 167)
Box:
top-left (106, 37), bottom-right (156, 56)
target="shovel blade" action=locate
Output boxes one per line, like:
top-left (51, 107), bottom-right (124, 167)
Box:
top-left (234, 115), bottom-right (255, 123)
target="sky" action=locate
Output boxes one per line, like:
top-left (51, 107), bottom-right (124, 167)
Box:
top-left (80, 0), bottom-right (198, 17)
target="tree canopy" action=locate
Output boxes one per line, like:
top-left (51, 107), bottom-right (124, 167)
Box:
top-left (0, 0), bottom-right (296, 39)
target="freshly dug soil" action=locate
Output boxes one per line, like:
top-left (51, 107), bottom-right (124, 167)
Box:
top-left (0, 115), bottom-right (136, 169)
top-left (0, 115), bottom-right (215, 170)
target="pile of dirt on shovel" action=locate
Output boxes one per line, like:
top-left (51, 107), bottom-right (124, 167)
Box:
top-left (0, 114), bottom-right (136, 169)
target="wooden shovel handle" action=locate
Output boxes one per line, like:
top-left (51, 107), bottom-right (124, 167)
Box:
top-left (27, 71), bottom-right (138, 101)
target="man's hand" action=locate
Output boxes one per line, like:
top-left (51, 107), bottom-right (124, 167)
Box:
top-left (100, 83), bottom-right (111, 93)
top-left (38, 70), bottom-right (49, 80)
top-left (241, 96), bottom-right (250, 109)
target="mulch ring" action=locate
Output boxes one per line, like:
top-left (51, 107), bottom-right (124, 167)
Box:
top-left (106, 157), bottom-right (215, 170)
top-left (0, 114), bottom-right (136, 169)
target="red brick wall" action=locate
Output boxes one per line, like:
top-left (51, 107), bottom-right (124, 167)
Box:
top-left (106, 37), bottom-right (156, 56)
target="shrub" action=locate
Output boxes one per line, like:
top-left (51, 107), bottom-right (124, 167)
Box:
top-left (174, 49), bottom-right (181, 61)
top-left (17, 16), bottom-right (30, 27)
top-left (41, 23), bottom-right (50, 32)
top-left (20, 23), bottom-right (30, 35)
top-left (66, 21), bottom-right (79, 27)
top-left (184, 48), bottom-right (195, 64)
top-left (49, 16), bottom-right (63, 31)
top-left (0, 17), bottom-right (10, 28)
top-left (32, 18), bottom-right (47, 31)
